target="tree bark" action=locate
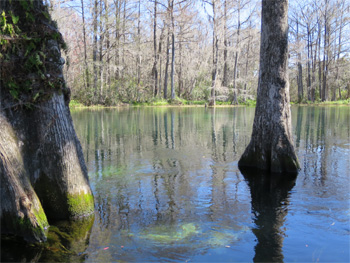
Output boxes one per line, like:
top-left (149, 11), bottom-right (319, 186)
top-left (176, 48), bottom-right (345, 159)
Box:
top-left (317, 20), bottom-right (322, 100)
top-left (296, 19), bottom-right (303, 102)
top-left (93, 0), bottom-right (99, 101)
top-left (322, 3), bottom-right (330, 102)
top-left (307, 24), bottom-right (311, 101)
top-left (210, 0), bottom-right (218, 107)
top-left (164, 30), bottom-right (170, 99)
top-left (178, 29), bottom-right (183, 98)
top-left (170, 0), bottom-right (175, 100)
top-left (137, 0), bottom-right (141, 86)
top-left (81, 0), bottom-right (90, 93)
top-left (238, 0), bottom-right (299, 173)
top-left (0, 0), bottom-right (94, 242)
top-left (152, 0), bottom-right (159, 97)
top-left (115, 0), bottom-right (121, 82)
top-left (99, 0), bottom-right (104, 103)
top-left (1, 113), bottom-right (49, 243)
top-left (231, 4), bottom-right (241, 105)
top-left (222, 0), bottom-right (229, 87)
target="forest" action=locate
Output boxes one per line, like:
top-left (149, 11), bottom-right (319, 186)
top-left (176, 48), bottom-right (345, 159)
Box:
top-left (48, 0), bottom-right (350, 106)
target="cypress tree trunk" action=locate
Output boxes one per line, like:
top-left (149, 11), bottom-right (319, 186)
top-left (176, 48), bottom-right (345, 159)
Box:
top-left (1, 0), bottom-right (94, 242)
top-left (164, 32), bottom-right (170, 99)
top-left (0, 113), bottom-right (49, 242)
top-left (238, 0), bottom-right (299, 173)
top-left (28, 93), bottom-right (94, 220)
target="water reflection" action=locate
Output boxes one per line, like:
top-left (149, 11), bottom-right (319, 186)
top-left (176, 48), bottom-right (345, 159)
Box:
top-left (292, 106), bottom-right (350, 188)
top-left (1, 216), bottom-right (94, 262)
top-left (74, 106), bottom-right (348, 262)
top-left (3, 106), bottom-right (348, 262)
top-left (241, 168), bottom-right (296, 262)
top-left (76, 107), bottom-right (255, 261)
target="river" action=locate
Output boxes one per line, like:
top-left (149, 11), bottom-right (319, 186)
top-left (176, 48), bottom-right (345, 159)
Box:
top-left (2, 106), bottom-right (349, 262)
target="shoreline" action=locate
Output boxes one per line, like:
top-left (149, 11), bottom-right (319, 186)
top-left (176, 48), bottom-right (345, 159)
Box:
top-left (70, 102), bottom-right (350, 110)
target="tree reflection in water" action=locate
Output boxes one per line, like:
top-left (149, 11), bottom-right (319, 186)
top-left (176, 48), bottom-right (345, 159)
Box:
top-left (241, 168), bottom-right (297, 262)
top-left (1, 216), bottom-right (94, 262)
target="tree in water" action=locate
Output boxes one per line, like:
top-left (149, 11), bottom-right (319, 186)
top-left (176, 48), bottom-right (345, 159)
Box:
top-left (238, 0), bottom-right (300, 173)
top-left (0, 0), bottom-right (94, 242)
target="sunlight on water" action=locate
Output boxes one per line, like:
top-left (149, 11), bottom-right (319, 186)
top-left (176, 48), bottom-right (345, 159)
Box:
top-left (2, 106), bottom-right (349, 262)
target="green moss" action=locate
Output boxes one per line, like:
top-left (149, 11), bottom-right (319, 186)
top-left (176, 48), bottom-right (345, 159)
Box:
top-left (33, 203), bottom-right (49, 232)
top-left (1, 2), bottom-right (68, 106)
top-left (67, 192), bottom-right (94, 218)
top-left (2, 211), bottom-right (48, 243)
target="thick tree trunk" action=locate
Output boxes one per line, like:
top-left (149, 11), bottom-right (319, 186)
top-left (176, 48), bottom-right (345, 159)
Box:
top-left (0, 114), bottom-right (49, 243)
top-left (29, 93), bottom-right (94, 220)
top-left (238, 0), bottom-right (299, 173)
top-left (0, 0), bottom-right (94, 242)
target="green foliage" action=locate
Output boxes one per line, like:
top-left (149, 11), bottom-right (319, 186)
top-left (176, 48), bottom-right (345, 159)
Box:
top-left (215, 101), bottom-right (231, 105)
top-left (241, 99), bottom-right (257, 106)
top-left (1, 3), bottom-right (68, 106)
top-left (293, 98), bottom-right (350, 105)
top-left (69, 99), bottom-right (86, 108)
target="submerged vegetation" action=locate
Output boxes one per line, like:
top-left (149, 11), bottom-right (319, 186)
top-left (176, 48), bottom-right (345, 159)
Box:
top-left (127, 222), bottom-right (249, 248)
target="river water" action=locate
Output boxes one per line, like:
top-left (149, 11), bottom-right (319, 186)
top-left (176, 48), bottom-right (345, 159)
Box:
top-left (2, 106), bottom-right (349, 262)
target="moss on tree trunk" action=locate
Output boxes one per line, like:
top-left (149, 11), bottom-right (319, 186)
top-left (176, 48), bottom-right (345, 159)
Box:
top-left (1, 0), bottom-right (94, 242)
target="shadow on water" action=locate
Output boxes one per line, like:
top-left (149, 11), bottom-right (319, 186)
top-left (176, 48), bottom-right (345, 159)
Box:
top-left (240, 167), bottom-right (297, 262)
top-left (1, 216), bottom-right (94, 262)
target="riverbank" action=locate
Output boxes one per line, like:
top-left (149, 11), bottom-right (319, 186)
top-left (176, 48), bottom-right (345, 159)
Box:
top-left (69, 98), bottom-right (350, 109)
top-left (69, 98), bottom-right (257, 109)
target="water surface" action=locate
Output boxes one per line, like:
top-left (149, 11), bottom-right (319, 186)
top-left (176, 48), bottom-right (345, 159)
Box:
top-left (2, 106), bottom-right (349, 262)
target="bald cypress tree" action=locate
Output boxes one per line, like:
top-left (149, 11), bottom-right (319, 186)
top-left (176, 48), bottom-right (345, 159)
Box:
top-left (238, 0), bottom-right (300, 173)
top-left (1, 0), bottom-right (94, 242)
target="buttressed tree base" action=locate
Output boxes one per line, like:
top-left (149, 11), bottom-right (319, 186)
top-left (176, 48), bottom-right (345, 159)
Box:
top-left (0, 0), bottom-right (94, 242)
top-left (238, 0), bottom-right (300, 174)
